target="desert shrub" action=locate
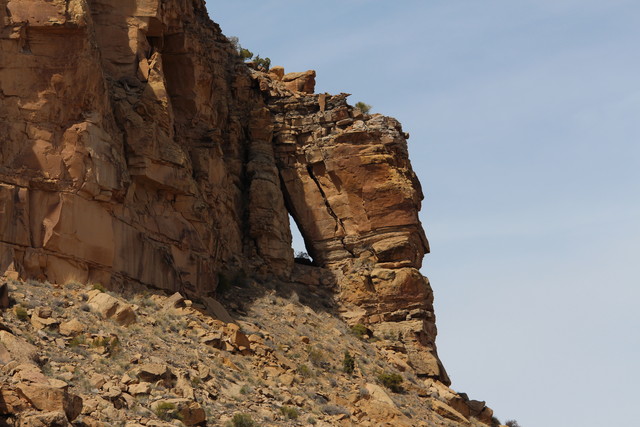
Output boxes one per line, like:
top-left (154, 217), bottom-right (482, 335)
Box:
top-left (68, 335), bottom-right (87, 347)
top-left (350, 323), bottom-right (369, 339)
top-left (355, 102), bottom-right (372, 114)
top-left (239, 48), bottom-right (254, 61)
top-left (253, 55), bottom-right (271, 71)
top-left (342, 351), bottom-right (355, 375)
top-left (296, 364), bottom-right (313, 378)
top-left (280, 406), bottom-right (299, 420)
top-left (229, 413), bottom-right (255, 427)
top-left (307, 416), bottom-right (317, 425)
top-left (154, 402), bottom-right (181, 421)
top-left (90, 336), bottom-right (111, 348)
top-left (307, 347), bottom-right (325, 367)
top-left (505, 420), bottom-right (522, 427)
top-left (377, 371), bottom-right (403, 393)
top-left (229, 36), bottom-right (254, 61)
top-left (92, 283), bottom-right (106, 292)
top-left (14, 305), bottom-right (28, 321)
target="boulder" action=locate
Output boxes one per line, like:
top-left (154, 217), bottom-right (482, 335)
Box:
top-left (17, 381), bottom-right (82, 421)
top-left (132, 363), bottom-right (175, 386)
top-left (223, 323), bottom-right (251, 351)
top-left (429, 398), bottom-right (469, 424)
top-left (151, 399), bottom-right (206, 426)
top-left (0, 386), bottom-right (33, 414)
top-left (16, 410), bottom-right (70, 426)
top-left (365, 383), bottom-right (396, 407)
top-left (30, 307), bottom-right (59, 330)
top-left (0, 331), bottom-right (38, 364)
top-left (127, 382), bottom-right (151, 396)
top-left (282, 70), bottom-right (316, 93)
top-left (163, 292), bottom-right (185, 310)
top-left (59, 318), bottom-right (85, 336)
top-left (202, 297), bottom-right (235, 324)
top-left (87, 291), bottom-right (136, 326)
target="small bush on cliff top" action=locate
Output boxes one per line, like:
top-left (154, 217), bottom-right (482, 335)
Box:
top-left (355, 101), bottom-right (372, 114)
top-left (253, 55), bottom-right (271, 71)
top-left (229, 36), bottom-right (270, 71)
top-left (505, 420), bottom-right (522, 427)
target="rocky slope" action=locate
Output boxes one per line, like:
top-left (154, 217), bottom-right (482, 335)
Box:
top-left (0, 277), bottom-right (497, 426)
top-left (0, 0), bottom-right (500, 425)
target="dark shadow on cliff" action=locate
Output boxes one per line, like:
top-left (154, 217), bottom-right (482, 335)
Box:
top-left (213, 264), bottom-right (341, 323)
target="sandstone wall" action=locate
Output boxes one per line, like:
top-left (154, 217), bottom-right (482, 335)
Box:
top-left (0, 0), bottom-right (449, 384)
top-left (0, 0), bottom-right (293, 295)
top-left (256, 71), bottom-right (449, 383)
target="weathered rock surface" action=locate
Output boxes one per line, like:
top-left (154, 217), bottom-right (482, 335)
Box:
top-left (0, 0), bottom-right (293, 296)
top-left (0, 276), bottom-right (497, 426)
top-left (255, 69), bottom-right (449, 383)
top-left (1, 0), bottom-right (448, 402)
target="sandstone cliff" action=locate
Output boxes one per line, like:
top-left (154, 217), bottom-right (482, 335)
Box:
top-left (1, 0), bottom-right (294, 295)
top-left (0, 1), bottom-right (486, 422)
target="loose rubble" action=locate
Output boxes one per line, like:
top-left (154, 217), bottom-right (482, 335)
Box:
top-left (0, 277), bottom-right (498, 426)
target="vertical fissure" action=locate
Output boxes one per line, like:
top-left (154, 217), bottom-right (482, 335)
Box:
top-left (306, 164), bottom-right (355, 258)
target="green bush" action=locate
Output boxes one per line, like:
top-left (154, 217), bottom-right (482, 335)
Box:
top-left (14, 305), bottom-right (28, 321)
top-left (377, 371), bottom-right (403, 393)
top-left (92, 283), bottom-right (106, 292)
top-left (296, 364), bottom-right (313, 378)
top-left (155, 402), bottom-right (182, 421)
top-left (68, 335), bottom-right (87, 347)
top-left (355, 102), bottom-right (372, 114)
top-left (253, 55), bottom-right (271, 71)
top-left (350, 324), bottom-right (369, 339)
top-left (307, 346), bottom-right (325, 367)
top-left (230, 413), bottom-right (255, 427)
top-left (342, 351), bottom-right (355, 375)
top-left (280, 406), bottom-right (299, 420)
top-left (239, 48), bottom-right (254, 61)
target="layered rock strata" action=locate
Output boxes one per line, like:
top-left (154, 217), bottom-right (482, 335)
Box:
top-left (0, 0), bottom-right (447, 383)
top-left (256, 71), bottom-right (449, 383)
top-left (0, 0), bottom-right (293, 295)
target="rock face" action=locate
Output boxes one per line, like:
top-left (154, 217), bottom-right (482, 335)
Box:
top-left (256, 71), bottom-right (448, 383)
top-left (0, 0), bottom-right (293, 295)
top-left (0, 0), bottom-right (447, 384)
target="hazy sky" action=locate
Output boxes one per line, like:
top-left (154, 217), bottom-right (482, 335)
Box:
top-left (206, 1), bottom-right (640, 425)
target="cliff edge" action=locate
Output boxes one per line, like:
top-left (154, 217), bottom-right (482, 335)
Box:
top-left (0, 0), bottom-right (497, 425)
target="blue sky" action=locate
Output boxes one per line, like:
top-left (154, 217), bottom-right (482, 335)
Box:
top-left (206, 1), bottom-right (640, 425)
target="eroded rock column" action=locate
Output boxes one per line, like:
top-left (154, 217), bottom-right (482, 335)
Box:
top-left (257, 69), bottom-right (450, 384)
